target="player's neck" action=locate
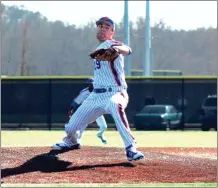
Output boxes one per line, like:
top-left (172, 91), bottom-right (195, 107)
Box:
top-left (98, 37), bottom-right (113, 44)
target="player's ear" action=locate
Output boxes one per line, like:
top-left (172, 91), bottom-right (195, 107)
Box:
top-left (111, 29), bottom-right (115, 36)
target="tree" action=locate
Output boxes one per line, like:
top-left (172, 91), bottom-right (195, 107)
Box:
top-left (1, 3), bottom-right (217, 76)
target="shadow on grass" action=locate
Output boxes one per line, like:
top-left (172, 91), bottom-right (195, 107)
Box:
top-left (1, 151), bottom-right (135, 179)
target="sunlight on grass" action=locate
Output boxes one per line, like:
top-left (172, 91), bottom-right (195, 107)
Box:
top-left (1, 130), bottom-right (217, 148)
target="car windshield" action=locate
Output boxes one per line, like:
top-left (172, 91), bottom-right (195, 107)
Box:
top-left (141, 106), bottom-right (166, 114)
top-left (204, 97), bottom-right (217, 107)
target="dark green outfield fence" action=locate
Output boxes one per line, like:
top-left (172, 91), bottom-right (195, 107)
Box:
top-left (1, 76), bottom-right (217, 129)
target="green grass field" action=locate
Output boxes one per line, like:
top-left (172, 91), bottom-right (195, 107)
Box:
top-left (1, 130), bottom-right (217, 148)
top-left (1, 130), bottom-right (217, 187)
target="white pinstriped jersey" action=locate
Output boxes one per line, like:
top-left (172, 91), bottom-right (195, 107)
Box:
top-left (74, 87), bottom-right (90, 105)
top-left (93, 40), bottom-right (129, 89)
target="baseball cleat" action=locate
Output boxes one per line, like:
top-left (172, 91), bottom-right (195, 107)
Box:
top-left (126, 150), bottom-right (144, 161)
top-left (97, 134), bottom-right (107, 144)
top-left (51, 143), bottom-right (81, 151)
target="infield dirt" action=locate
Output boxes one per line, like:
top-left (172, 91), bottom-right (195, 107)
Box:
top-left (1, 147), bottom-right (216, 184)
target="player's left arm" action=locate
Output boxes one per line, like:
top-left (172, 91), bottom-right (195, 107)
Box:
top-left (111, 44), bottom-right (132, 56)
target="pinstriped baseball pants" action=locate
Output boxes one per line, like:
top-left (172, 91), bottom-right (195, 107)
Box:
top-left (63, 90), bottom-right (136, 148)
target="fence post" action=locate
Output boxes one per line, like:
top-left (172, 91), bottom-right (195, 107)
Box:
top-left (181, 78), bottom-right (185, 130)
top-left (48, 79), bottom-right (52, 130)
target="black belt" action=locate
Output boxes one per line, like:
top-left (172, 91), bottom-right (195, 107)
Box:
top-left (93, 88), bottom-right (112, 93)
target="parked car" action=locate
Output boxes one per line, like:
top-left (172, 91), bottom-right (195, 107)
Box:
top-left (134, 105), bottom-right (183, 130)
top-left (200, 94), bottom-right (217, 131)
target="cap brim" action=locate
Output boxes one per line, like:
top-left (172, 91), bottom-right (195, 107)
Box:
top-left (96, 20), bottom-right (113, 28)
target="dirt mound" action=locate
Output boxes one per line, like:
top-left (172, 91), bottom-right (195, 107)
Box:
top-left (1, 147), bottom-right (216, 184)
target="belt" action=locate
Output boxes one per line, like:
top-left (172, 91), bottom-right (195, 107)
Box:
top-left (93, 88), bottom-right (112, 93)
top-left (93, 87), bottom-right (126, 93)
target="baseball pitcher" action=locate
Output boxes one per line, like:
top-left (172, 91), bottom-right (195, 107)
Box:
top-left (52, 17), bottom-right (144, 162)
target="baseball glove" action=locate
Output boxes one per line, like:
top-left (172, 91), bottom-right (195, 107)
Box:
top-left (89, 47), bottom-right (119, 61)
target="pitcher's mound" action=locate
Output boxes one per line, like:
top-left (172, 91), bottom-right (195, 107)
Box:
top-left (1, 147), bottom-right (216, 184)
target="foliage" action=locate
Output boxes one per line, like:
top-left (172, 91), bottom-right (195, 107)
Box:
top-left (1, 4), bottom-right (217, 76)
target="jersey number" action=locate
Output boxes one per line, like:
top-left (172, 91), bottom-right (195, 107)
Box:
top-left (94, 60), bottom-right (101, 70)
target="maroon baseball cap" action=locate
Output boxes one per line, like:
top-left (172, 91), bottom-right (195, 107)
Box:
top-left (96, 17), bottom-right (115, 30)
